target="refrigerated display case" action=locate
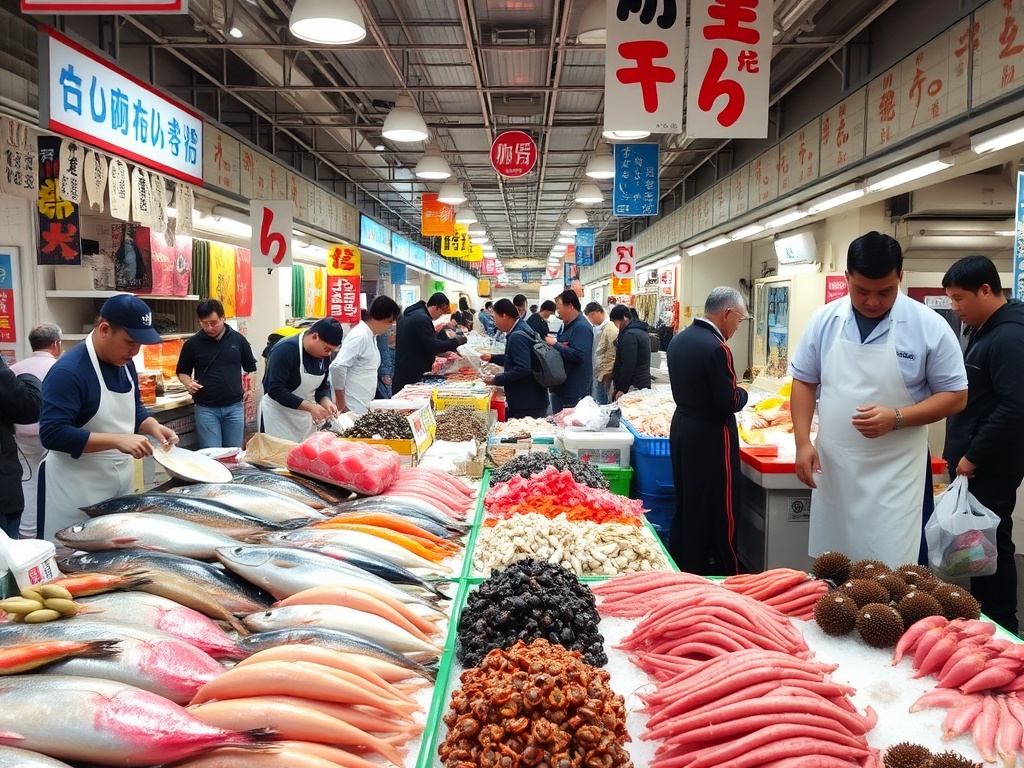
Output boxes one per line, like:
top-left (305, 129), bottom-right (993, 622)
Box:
top-left (750, 272), bottom-right (826, 384)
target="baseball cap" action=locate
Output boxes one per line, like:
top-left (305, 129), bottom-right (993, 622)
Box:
top-left (99, 294), bottom-right (162, 345)
top-left (308, 317), bottom-right (344, 347)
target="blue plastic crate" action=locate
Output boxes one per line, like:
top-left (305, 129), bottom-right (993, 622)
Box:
top-left (622, 419), bottom-right (671, 457)
top-left (631, 451), bottom-right (675, 496)
top-left (636, 488), bottom-right (674, 545)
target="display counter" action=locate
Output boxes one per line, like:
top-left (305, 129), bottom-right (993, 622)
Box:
top-left (736, 448), bottom-right (947, 572)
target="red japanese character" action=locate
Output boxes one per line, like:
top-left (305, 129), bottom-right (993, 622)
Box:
top-left (698, 48), bottom-right (745, 127)
top-left (1000, 10), bottom-right (1024, 59)
top-left (737, 50), bottom-right (759, 73)
top-left (955, 22), bottom-right (980, 58)
top-left (821, 116), bottom-right (831, 144)
top-left (1003, 63), bottom-right (1017, 87)
top-left (704, 0), bottom-right (760, 45)
top-left (616, 40), bottom-right (676, 113)
top-left (41, 222), bottom-right (79, 261)
top-left (878, 73), bottom-right (896, 122)
top-left (616, 0), bottom-right (677, 30)
top-left (330, 247), bottom-right (357, 272)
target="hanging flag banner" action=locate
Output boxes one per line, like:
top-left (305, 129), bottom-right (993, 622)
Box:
top-left (481, 256), bottom-right (497, 275)
top-left (249, 200), bottom-right (293, 269)
top-left (24, 0), bottom-right (188, 13)
top-left (131, 165), bottom-right (154, 226)
top-left (490, 130), bottom-right (538, 178)
top-left (234, 246), bottom-right (253, 316)
top-left (687, 0), bottom-right (774, 138)
top-left (390, 262), bottom-right (407, 286)
top-left (604, 0), bottom-right (685, 135)
top-left (175, 182), bottom-right (193, 235)
top-left (0, 253), bottom-right (17, 344)
top-left (464, 243), bottom-right (484, 263)
top-left (564, 263), bottom-right (580, 289)
top-left (1015, 171), bottom-right (1024, 299)
top-left (1, 119), bottom-right (36, 201)
top-left (421, 192), bottom-right (455, 236)
top-left (107, 157), bottom-right (130, 221)
top-left (611, 276), bottom-right (634, 295)
top-left (327, 243), bottom-right (361, 324)
top-left (478, 278), bottom-right (491, 297)
top-left (611, 241), bottom-right (636, 281)
top-left (82, 148), bottom-right (107, 212)
top-left (37, 135), bottom-right (82, 265)
top-left (614, 143), bottom-right (660, 216)
top-left (574, 227), bottom-right (595, 266)
top-left (440, 224), bottom-right (472, 258)
top-left (58, 138), bottom-right (83, 203)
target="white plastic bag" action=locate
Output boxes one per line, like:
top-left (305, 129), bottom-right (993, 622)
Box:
top-left (563, 397), bottom-right (611, 431)
top-left (924, 475), bottom-right (1000, 579)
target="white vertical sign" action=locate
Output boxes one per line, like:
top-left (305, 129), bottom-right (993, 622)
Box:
top-left (611, 241), bottom-right (636, 280)
top-left (686, 0), bottom-right (774, 138)
top-left (604, 0), bottom-right (686, 135)
top-left (250, 200), bottom-right (293, 270)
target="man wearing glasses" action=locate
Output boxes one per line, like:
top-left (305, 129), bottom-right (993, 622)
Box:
top-left (665, 286), bottom-right (750, 575)
top-left (176, 299), bottom-right (258, 449)
top-left (260, 317), bottom-right (343, 442)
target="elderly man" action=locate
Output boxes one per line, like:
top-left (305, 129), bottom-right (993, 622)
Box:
top-left (585, 302), bottom-right (617, 405)
top-left (547, 290), bottom-right (593, 412)
top-left (666, 287), bottom-right (750, 575)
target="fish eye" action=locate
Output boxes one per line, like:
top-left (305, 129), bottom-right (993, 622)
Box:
top-left (71, 525), bottom-right (84, 533)
top-left (232, 547), bottom-right (243, 554)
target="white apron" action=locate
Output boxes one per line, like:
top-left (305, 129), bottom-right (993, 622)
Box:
top-left (809, 312), bottom-right (928, 566)
top-left (260, 332), bottom-right (324, 442)
top-left (42, 334), bottom-right (137, 542)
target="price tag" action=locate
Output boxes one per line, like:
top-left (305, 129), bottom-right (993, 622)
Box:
top-left (611, 241), bottom-right (636, 280)
top-left (249, 200), bottom-right (293, 269)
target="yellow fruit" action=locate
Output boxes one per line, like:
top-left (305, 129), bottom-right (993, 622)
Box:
top-left (23, 609), bottom-right (62, 623)
top-left (0, 598), bottom-right (44, 615)
top-left (43, 598), bottom-right (79, 617)
top-left (19, 588), bottom-right (43, 603)
top-left (39, 584), bottom-right (73, 601)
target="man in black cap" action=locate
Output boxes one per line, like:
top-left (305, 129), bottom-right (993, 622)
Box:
top-left (260, 317), bottom-right (342, 442)
top-left (39, 293), bottom-right (179, 541)
top-left (393, 292), bottom-right (465, 394)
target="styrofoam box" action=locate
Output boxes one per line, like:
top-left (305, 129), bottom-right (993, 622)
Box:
top-left (561, 426), bottom-right (633, 468)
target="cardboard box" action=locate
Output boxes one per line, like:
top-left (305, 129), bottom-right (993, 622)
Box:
top-left (338, 404), bottom-right (434, 464)
top-left (54, 266), bottom-right (96, 291)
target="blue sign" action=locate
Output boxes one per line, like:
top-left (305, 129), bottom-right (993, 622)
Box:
top-left (359, 215), bottom-right (392, 255)
top-left (410, 245), bottom-right (427, 268)
top-left (613, 143), bottom-right (660, 217)
top-left (391, 262), bottom-right (407, 286)
top-left (0, 254), bottom-right (12, 291)
top-left (574, 227), bottom-right (595, 266)
top-left (391, 233), bottom-right (410, 262)
top-left (428, 255), bottom-right (441, 274)
top-left (1016, 171), bottom-right (1024, 299)
top-left (564, 262), bottom-right (579, 288)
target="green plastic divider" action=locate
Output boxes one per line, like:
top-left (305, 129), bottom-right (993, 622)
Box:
top-left (456, 468), bottom-right (488, 582)
top-left (644, 515), bottom-right (680, 571)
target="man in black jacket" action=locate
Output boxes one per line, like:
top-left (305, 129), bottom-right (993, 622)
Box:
top-left (548, 290), bottom-right (593, 412)
top-left (666, 286), bottom-right (749, 575)
top-left (942, 255), bottom-right (1024, 632)
top-left (0, 359), bottom-right (42, 538)
top-left (481, 299), bottom-right (549, 419)
top-left (393, 292), bottom-right (465, 394)
top-left (527, 300), bottom-right (556, 338)
top-left (609, 304), bottom-right (652, 400)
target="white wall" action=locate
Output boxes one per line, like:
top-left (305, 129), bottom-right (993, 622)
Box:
top-left (246, 264), bottom-right (290, 390)
top-left (682, 241), bottom-right (751, 374)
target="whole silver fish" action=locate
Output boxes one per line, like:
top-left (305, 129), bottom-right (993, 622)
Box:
top-left (216, 545), bottom-right (440, 609)
top-left (230, 470), bottom-right (339, 508)
top-left (80, 492), bottom-right (296, 537)
top-left (169, 483), bottom-right (325, 523)
top-left (56, 513), bottom-right (242, 560)
top-left (0, 745), bottom-right (73, 767)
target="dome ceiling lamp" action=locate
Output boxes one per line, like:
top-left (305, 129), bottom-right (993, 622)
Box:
top-left (382, 94), bottom-right (429, 143)
top-left (585, 144), bottom-right (615, 180)
top-left (602, 128), bottom-right (651, 140)
top-left (414, 146), bottom-right (452, 180)
top-left (576, 182), bottom-right (604, 204)
top-left (289, 0), bottom-right (366, 45)
top-left (455, 205), bottom-right (478, 225)
top-left (576, 0), bottom-right (606, 44)
top-left (567, 207), bottom-right (589, 225)
top-left (437, 182), bottom-right (466, 205)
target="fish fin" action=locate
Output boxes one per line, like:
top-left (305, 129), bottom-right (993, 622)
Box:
top-left (111, 536), bottom-right (140, 546)
top-left (0, 732), bottom-right (25, 741)
top-left (278, 517), bottom-right (321, 530)
top-left (270, 559), bottom-right (299, 569)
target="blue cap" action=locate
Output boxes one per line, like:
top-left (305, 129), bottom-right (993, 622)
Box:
top-left (98, 294), bottom-right (162, 345)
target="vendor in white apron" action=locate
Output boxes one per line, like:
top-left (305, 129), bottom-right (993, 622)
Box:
top-left (789, 232), bottom-right (968, 567)
top-left (260, 317), bottom-right (342, 443)
top-left (37, 295), bottom-right (179, 542)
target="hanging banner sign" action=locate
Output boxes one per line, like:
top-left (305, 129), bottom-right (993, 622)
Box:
top-left (327, 244), bottom-right (361, 324)
top-left (82, 149), bottom-right (107, 212)
top-left (39, 27), bottom-right (203, 184)
top-left (604, 0), bottom-right (685, 134)
top-left (421, 192), bottom-right (455, 236)
top-left (249, 200), bottom-right (293, 269)
top-left (490, 130), bottom-right (538, 178)
top-left (611, 277), bottom-right (634, 295)
top-left (481, 256), bottom-right (497, 275)
top-left (613, 143), bottom-right (660, 217)
top-left (37, 136), bottom-right (82, 266)
top-left (686, 0), bottom-right (774, 138)
top-left (107, 157), bottom-right (130, 221)
top-left (58, 138), bottom-right (83, 203)
top-left (0, 253), bottom-right (16, 344)
top-left (440, 224), bottom-right (472, 258)
top-left (611, 241), bottom-right (636, 280)
top-left (23, 0), bottom-right (187, 13)
top-left (659, 267), bottom-right (676, 297)
top-left (825, 274), bottom-right (850, 304)
top-left (574, 227), bottom-right (595, 266)
top-left (1015, 171), bottom-right (1024, 299)
top-left (378, 260), bottom-right (391, 283)
top-left (1, 119), bottom-right (36, 202)
top-left (390, 262), bottom-right (407, 286)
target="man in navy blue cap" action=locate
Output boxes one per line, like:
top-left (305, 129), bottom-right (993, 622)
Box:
top-left (38, 293), bottom-right (178, 541)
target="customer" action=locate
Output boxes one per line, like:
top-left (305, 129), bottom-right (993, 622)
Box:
top-left (666, 287), bottom-right (749, 576)
top-left (942, 255), bottom-right (1024, 633)
top-left (513, 294), bottom-right (529, 319)
top-left (527, 300), bottom-right (556, 338)
top-left (547, 290), bottom-right (593, 412)
top-left (10, 324), bottom-right (61, 538)
top-left (176, 299), bottom-right (258, 449)
top-left (609, 303), bottom-right (652, 400)
top-left (481, 299), bottom-right (550, 419)
top-left (585, 303), bottom-right (617, 405)
top-left (260, 317), bottom-right (342, 442)
top-left (331, 296), bottom-right (401, 415)
top-left (393, 292), bottom-right (466, 394)
top-left (478, 302), bottom-right (498, 338)
top-left (376, 322), bottom-right (396, 400)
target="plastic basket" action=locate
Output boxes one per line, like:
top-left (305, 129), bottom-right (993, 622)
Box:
top-left (600, 466), bottom-right (633, 497)
top-left (631, 452), bottom-right (675, 495)
top-left (623, 418), bottom-right (671, 457)
top-left (636, 488), bottom-right (675, 545)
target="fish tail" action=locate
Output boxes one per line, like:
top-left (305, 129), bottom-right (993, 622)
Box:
top-left (240, 727), bottom-right (281, 743)
top-left (82, 639), bottom-right (122, 659)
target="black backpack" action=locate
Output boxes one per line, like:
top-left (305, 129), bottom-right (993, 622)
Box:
top-left (524, 327), bottom-right (567, 389)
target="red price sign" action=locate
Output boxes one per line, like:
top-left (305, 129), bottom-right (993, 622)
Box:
top-left (611, 241), bottom-right (636, 280)
top-left (490, 130), bottom-right (538, 178)
top-left (249, 200), bottom-right (293, 269)
top-left (825, 274), bottom-right (849, 304)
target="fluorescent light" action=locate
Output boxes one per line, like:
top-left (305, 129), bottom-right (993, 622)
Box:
top-left (585, 144), bottom-right (615, 180)
top-left (763, 207), bottom-right (810, 229)
top-left (865, 150), bottom-right (953, 193)
top-left (470, 234), bottom-right (488, 244)
top-left (665, 254), bottom-right (680, 264)
top-left (289, 0), bottom-right (366, 44)
top-left (382, 94), bottom-right (428, 143)
top-left (480, 243), bottom-right (494, 251)
top-left (971, 116), bottom-right (1024, 154)
top-left (687, 243), bottom-right (709, 256)
top-left (995, 230), bottom-right (1016, 237)
top-left (414, 147), bottom-right (452, 180)
top-left (437, 182), bottom-right (466, 205)
top-left (374, 143), bottom-right (386, 152)
top-left (602, 129), bottom-right (651, 141)
top-left (567, 207), bottom-right (589, 225)
top-left (228, 26), bottom-right (243, 38)
top-left (704, 236), bottom-right (731, 250)
top-left (807, 183), bottom-right (866, 214)
top-left (576, 182), bottom-right (604, 204)
top-left (195, 213), bottom-right (251, 238)
top-left (729, 224), bottom-right (766, 240)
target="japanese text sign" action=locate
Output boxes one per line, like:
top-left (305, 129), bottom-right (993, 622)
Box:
top-left (490, 130), bottom-right (537, 178)
top-left (481, 256), bottom-right (497, 275)
top-left (37, 135), bottom-right (82, 266)
top-left (359, 214), bottom-right (392, 255)
top-left (24, 0), bottom-right (187, 13)
top-left (659, 266), bottom-right (676, 297)
top-left (604, 0), bottom-right (686, 135)
top-left (574, 227), bottom-right (596, 266)
top-left (421, 192), bottom-right (455, 236)
top-left (611, 241), bottom-right (636, 280)
top-left (0, 253), bottom-right (16, 345)
top-left (686, 0), bottom-right (774, 138)
top-left (973, 0), bottom-right (1024, 107)
top-left (440, 225), bottom-right (472, 258)
top-left (40, 28), bottom-right (203, 185)
top-left (249, 200), bottom-right (293, 270)
top-left (825, 274), bottom-right (849, 304)
top-left (819, 90), bottom-right (866, 176)
top-left (327, 244), bottom-right (361, 324)
top-left (391, 233), bottom-right (411, 263)
top-left (613, 143), bottom-right (660, 216)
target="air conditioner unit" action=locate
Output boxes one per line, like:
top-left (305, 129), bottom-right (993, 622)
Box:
top-left (907, 175), bottom-right (1014, 217)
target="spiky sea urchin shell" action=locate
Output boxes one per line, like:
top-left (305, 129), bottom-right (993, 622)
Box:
top-left (930, 584), bottom-right (982, 621)
top-left (930, 751), bottom-right (982, 768)
top-left (895, 564), bottom-right (939, 592)
top-left (877, 573), bottom-right (912, 603)
top-left (850, 558), bottom-right (892, 580)
top-left (856, 602), bottom-right (905, 648)
top-left (812, 551), bottom-right (852, 584)
top-left (813, 592), bottom-right (858, 636)
top-left (883, 741), bottom-right (934, 768)
top-left (896, 590), bottom-right (944, 628)
top-left (840, 578), bottom-right (890, 608)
